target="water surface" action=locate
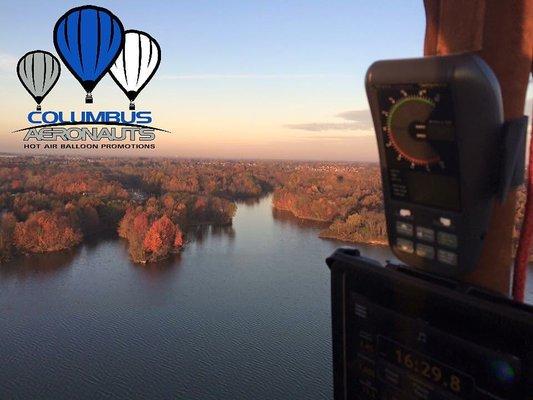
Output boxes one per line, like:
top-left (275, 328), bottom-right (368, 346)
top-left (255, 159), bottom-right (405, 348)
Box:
top-left (0, 195), bottom-right (531, 400)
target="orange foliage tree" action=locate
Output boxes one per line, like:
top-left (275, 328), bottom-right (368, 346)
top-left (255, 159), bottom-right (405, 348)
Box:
top-left (0, 212), bottom-right (17, 262)
top-left (13, 211), bottom-right (82, 253)
top-left (143, 215), bottom-right (184, 262)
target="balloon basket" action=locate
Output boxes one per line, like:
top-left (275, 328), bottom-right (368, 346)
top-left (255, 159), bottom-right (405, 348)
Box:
top-left (129, 102), bottom-right (135, 111)
top-left (36, 104), bottom-right (41, 111)
top-left (85, 93), bottom-right (93, 104)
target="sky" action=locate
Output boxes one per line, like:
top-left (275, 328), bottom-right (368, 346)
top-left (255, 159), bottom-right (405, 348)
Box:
top-left (1, 1), bottom-right (428, 160)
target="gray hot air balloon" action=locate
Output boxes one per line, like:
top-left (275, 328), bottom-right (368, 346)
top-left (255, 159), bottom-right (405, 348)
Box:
top-left (17, 51), bottom-right (61, 111)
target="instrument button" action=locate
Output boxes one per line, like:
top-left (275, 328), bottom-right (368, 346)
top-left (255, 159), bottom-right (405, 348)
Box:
top-left (416, 243), bottom-right (435, 259)
top-left (437, 249), bottom-right (457, 266)
top-left (399, 208), bottom-right (412, 218)
top-left (416, 226), bottom-right (435, 242)
top-left (396, 238), bottom-right (414, 254)
top-left (396, 221), bottom-right (414, 237)
top-left (437, 231), bottom-right (458, 249)
top-left (439, 217), bottom-right (452, 228)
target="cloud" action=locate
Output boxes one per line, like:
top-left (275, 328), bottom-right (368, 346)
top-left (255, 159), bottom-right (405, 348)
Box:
top-left (285, 108), bottom-right (374, 133)
top-left (0, 52), bottom-right (17, 72)
top-left (287, 97), bottom-right (532, 136)
top-left (336, 109), bottom-right (373, 125)
top-left (159, 73), bottom-right (352, 80)
top-left (285, 122), bottom-right (365, 132)
top-left (301, 135), bottom-right (363, 140)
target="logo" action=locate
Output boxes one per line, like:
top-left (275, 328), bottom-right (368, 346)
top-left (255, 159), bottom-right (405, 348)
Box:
top-left (17, 51), bottom-right (61, 112)
top-left (14, 5), bottom-right (167, 151)
top-left (109, 30), bottom-right (161, 111)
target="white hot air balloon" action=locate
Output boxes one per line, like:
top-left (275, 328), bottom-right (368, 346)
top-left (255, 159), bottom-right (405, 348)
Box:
top-left (109, 30), bottom-right (161, 110)
top-left (17, 51), bottom-right (61, 111)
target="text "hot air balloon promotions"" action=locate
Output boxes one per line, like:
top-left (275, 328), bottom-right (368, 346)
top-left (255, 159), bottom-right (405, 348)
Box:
top-left (14, 5), bottom-right (168, 151)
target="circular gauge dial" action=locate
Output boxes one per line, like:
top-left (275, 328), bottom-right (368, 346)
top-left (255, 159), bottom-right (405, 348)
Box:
top-left (387, 96), bottom-right (439, 166)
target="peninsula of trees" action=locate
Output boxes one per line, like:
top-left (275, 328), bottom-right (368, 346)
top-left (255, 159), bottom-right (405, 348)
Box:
top-left (0, 157), bottom-right (271, 264)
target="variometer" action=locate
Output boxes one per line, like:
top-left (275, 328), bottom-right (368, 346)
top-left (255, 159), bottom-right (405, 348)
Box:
top-left (366, 54), bottom-right (526, 276)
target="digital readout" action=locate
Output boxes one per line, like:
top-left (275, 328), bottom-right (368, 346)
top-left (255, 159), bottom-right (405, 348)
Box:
top-left (377, 336), bottom-right (474, 398)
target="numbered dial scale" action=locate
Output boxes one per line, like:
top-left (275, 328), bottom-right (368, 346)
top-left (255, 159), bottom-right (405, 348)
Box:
top-left (366, 55), bottom-right (504, 276)
top-left (380, 85), bottom-right (460, 209)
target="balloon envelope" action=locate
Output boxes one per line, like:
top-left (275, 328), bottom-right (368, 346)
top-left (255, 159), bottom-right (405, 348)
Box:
top-left (54, 5), bottom-right (124, 97)
top-left (109, 30), bottom-right (161, 109)
top-left (17, 51), bottom-right (61, 109)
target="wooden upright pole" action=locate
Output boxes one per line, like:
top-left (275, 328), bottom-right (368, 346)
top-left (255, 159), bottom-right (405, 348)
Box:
top-left (423, 0), bottom-right (533, 295)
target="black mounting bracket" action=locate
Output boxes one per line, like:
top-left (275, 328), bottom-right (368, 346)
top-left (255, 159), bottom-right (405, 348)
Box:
top-left (498, 115), bottom-right (529, 201)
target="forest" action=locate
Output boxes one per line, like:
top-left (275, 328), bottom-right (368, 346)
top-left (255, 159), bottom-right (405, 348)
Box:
top-left (0, 155), bottom-right (527, 264)
top-left (0, 156), bottom-right (276, 264)
top-left (272, 163), bottom-right (387, 244)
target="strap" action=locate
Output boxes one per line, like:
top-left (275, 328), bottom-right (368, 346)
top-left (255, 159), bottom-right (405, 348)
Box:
top-left (497, 115), bottom-right (529, 202)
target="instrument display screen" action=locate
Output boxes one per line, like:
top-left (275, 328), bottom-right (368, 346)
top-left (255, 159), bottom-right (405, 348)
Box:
top-left (404, 170), bottom-right (460, 211)
top-left (376, 83), bottom-right (462, 211)
top-left (342, 285), bottom-right (524, 400)
top-left (377, 336), bottom-right (474, 398)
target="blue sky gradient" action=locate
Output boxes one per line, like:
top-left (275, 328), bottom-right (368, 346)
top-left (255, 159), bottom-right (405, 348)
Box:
top-left (1, 1), bottom-right (427, 160)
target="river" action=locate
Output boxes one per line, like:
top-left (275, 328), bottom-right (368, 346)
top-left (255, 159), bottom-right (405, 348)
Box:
top-left (0, 195), bottom-right (531, 399)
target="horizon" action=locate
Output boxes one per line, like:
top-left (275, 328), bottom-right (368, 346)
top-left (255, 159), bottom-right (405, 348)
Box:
top-left (0, 151), bottom-right (380, 164)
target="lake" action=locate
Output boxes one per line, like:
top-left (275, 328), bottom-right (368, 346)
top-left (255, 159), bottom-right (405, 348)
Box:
top-left (0, 195), bottom-right (531, 400)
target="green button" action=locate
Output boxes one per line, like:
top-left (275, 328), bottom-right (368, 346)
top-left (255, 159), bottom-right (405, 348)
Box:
top-left (437, 231), bottom-right (458, 249)
top-left (416, 244), bottom-right (435, 259)
top-left (397, 238), bottom-right (414, 254)
top-left (396, 221), bottom-right (413, 237)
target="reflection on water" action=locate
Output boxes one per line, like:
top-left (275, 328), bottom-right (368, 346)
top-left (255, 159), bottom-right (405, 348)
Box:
top-left (188, 223), bottom-right (236, 243)
top-left (131, 252), bottom-right (184, 277)
top-left (272, 208), bottom-right (331, 230)
top-left (236, 196), bottom-right (264, 206)
top-left (0, 249), bottom-right (77, 280)
top-left (0, 195), bottom-right (531, 400)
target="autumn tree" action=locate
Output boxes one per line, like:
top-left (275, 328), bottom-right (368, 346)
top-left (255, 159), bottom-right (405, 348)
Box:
top-left (13, 211), bottom-right (82, 253)
top-left (128, 211), bottom-right (150, 263)
top-left (0, 212), bottom-right (17, 262)
top-left (174, 229), bottom-right (184, 248)
top-left (143, 215), bottom-right (183, 262)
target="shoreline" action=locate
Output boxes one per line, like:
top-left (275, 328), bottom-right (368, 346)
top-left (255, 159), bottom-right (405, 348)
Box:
top-left (271, 204), bottom-right (388, 247)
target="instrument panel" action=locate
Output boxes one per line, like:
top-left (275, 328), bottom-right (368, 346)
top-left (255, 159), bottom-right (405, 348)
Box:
top-left (366, 55), bottom-right (506, 275)
top-left (327, 249), bottom-right (533, 400)
top-left (347, 292), bottom-right (521, 400)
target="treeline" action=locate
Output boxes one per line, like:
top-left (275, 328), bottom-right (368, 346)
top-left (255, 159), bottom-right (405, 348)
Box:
top-left (0, 157), bottom-right (281, 264)
top-left (272, 163), bottom-right (387, 244)
top-left (272, 163), bottom-right (528, 248)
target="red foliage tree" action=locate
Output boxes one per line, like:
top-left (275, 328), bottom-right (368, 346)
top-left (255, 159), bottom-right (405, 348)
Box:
top-left (13, 211), bottom-right (82, 253)
top-left (174, 229), bottom-right (184, 248)
top-left (0, 212), bottom-right (17, 262)
top-left (143, 215), bottom-right (180, 261)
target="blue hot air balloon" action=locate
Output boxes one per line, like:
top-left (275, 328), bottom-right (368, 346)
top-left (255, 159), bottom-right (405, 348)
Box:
top-left (53, 5), bottom-right (124, 103)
